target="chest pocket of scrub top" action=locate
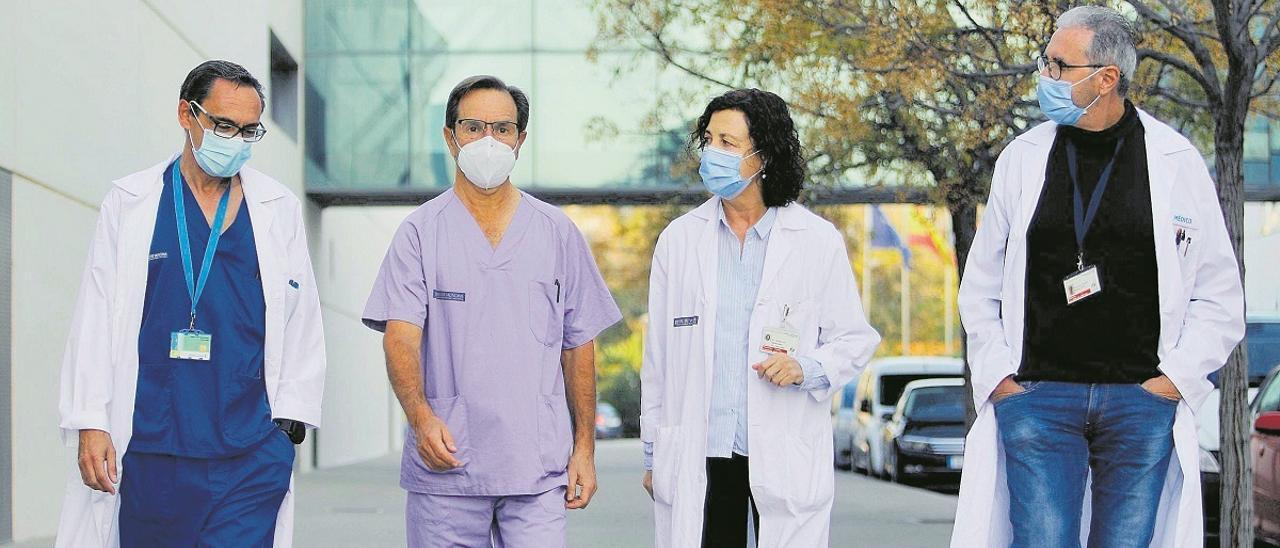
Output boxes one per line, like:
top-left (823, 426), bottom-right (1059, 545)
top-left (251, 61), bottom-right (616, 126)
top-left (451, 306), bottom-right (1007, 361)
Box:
top-left (530, 279), bottom-right (565, 347)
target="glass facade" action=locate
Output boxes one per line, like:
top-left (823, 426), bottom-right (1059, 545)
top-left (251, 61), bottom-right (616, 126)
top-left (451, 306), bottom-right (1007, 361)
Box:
top-left (305, 0), bottom-right (702, 194)
top-left (304, 0), bottom-right (1280, 200)
top-left (1246, 115), bottom-right (1280, 196)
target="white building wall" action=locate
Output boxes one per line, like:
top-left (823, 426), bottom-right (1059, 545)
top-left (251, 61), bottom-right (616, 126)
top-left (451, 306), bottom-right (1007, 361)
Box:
top-left (312, 206), bottom-right (413, 468)
top-left (1245, 202), bottom-right (1280, 313)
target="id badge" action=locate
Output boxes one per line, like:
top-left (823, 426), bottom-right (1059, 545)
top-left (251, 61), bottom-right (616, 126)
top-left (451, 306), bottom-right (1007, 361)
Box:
top-left (1063, 265), bottom-right (1103, 305)
top-left (170, 330), bottom-right (212, 360)
top-left (760, 325), bottom-right (800, 355)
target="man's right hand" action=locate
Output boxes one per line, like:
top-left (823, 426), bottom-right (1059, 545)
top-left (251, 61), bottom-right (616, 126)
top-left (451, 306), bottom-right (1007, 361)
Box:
top-left (78, 429), bottom-right (118, 494)
top-left (642, 470), bottom-right (654, 500)
top-left (413, 414), bottom-right (462, 472)
top-left (990, 376), bottom-right (1026, 403)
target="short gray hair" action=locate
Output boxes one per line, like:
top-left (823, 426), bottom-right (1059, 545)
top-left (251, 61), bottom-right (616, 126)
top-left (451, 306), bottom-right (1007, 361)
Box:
top-left (1057, 6), bottom-right (1138, 96)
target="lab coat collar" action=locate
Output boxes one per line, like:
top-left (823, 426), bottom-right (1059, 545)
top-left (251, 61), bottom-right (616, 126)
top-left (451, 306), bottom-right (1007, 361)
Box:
top-left (1016, 107), bottom-right (1197, 156)
top-left (113, 152), bottom-right (286, 203)
top-left (691, 196), bottom-right (812, 232)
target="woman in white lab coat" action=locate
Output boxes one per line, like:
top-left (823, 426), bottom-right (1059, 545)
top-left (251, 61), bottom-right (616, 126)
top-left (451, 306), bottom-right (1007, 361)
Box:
top-left (641, 88), bottom-right (881, 548)
top-left (54, 150), bottom-right (327, 547)
top-left (951, 23), bottom-right (1245, 546)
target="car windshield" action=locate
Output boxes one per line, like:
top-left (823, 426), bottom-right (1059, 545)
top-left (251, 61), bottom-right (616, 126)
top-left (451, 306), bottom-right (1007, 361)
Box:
top-left (880, 373), bottom-right (961, 406)
top-left (1210, 320), bottom-right (1280, 387)
top-left (903, 386), bottom-right (966, 423)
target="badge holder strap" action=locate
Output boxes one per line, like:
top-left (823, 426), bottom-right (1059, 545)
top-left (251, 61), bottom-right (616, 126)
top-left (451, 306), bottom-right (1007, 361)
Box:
top-left (173, 163), bottom-right (231, 334)
top-left (1066, 137), bottom-right (1124, 271)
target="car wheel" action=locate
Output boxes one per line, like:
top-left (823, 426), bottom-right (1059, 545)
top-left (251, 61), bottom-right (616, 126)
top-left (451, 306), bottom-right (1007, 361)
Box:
top-left (890, 447), bottom-right (906, 484)
top-left (853, 449), bottom-right (868, 475)
top-left (836, 454), bottom-right (852, 471)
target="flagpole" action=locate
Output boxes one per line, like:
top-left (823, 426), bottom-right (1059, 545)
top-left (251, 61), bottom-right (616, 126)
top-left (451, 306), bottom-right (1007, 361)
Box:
top-left (897, 207), bottom-right (910, 356)
top-left (863, 206), bottom-right (872, 316)
top-left (901, 237), bottom-right (910, 356)
top-left (944, 260), bottom-right (954, 355)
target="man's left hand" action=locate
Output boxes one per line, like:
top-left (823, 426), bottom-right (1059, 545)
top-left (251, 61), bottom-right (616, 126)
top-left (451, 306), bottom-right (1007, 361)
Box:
top-left (1141, 375), bottom-right (1183, 402)
top-left (565, 449), bottom-right (597, 510)
top-left (753, 354), bottom-right (804, 386)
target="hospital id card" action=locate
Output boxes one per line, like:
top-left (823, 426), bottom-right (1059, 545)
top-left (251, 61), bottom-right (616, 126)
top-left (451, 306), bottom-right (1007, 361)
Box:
top-left (170, 330), bottom-right (212, 360)
top-left (760, 325), bottom-right (800, 355)
top-left (1063, 265), bottom-right (1103, 305)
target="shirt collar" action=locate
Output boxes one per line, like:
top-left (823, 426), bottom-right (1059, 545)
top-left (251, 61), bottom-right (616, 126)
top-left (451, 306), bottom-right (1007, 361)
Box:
top-left (718, 205), bottom-right (778, 240)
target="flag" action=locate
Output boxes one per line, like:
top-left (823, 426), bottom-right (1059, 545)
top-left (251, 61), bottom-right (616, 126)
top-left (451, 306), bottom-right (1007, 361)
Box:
top-left (870, 205), bottom-right (911, 268)
top-left (908, 206), bottom-right (954, 264)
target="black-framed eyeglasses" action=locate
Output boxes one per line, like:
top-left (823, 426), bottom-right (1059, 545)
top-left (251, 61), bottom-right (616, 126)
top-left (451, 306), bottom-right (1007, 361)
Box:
top-left (455, 118), bottom-right (520, 140)
top-left (189, 101), bottom-right (267, 142)
top-left (1036, 54), bottom-right (1112, 81)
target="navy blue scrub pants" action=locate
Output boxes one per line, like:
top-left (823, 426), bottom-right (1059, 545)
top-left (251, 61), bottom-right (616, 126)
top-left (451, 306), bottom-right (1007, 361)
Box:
top-left (119, 431), bottom-right (294, 547)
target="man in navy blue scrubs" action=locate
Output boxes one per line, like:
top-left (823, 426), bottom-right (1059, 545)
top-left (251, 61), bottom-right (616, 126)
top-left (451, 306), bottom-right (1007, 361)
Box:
top-left (60, 61), bottom-right (326, 547)
top-left (122, 61), bottom-right (297, 546)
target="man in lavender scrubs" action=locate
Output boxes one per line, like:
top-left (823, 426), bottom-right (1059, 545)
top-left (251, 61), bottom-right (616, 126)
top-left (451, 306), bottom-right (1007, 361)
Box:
top-left (362, 75), bottom-right (622, 547)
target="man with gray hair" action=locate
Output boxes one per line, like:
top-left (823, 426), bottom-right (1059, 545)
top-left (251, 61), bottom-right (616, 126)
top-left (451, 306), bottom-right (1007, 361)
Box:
top-left (952, 5), bottom-right (1244, 548)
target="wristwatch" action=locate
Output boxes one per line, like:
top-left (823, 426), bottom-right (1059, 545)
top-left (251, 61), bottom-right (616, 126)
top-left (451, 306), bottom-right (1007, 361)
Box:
top-left (274, 419), bottom-right (306, 445)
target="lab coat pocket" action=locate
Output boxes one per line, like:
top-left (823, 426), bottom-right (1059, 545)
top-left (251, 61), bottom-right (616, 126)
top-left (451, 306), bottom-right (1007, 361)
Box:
top-left (537, 395), bottom-right (573, 473)
top-left (785, 433), bottom-right (831, 512)
top-left (651, 426), bottom-right (682, 505)
top-left (407, 396), bottom-right (470, 476)
top-left (786, 298), bottom-right (819, 352)
top-left (530, 280), bottom-right (564, 348)
top-left (284, 276), bottom-right (302, 318)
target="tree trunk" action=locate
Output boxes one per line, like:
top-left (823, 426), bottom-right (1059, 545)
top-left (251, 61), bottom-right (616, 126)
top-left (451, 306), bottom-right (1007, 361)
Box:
top-left (1215, 57), bottom-right (1252, 545)
top-left (947, 185), bottom-right (980, 430)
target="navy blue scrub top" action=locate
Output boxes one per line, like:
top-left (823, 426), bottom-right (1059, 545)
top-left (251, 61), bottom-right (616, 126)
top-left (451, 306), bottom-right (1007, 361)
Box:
top-left (130, 161), bottom-right (274, 458)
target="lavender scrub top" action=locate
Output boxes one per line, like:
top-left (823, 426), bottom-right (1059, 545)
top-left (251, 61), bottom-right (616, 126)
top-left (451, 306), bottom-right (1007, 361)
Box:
top-left (362, 189), bottom-right (622, 496)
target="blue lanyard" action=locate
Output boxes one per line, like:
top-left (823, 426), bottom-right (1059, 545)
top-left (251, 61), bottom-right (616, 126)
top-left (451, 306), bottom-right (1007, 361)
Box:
top-left (172, 164), bottom-right (232, 330)
top-left (1065, 136), bottom-right (1125, 269)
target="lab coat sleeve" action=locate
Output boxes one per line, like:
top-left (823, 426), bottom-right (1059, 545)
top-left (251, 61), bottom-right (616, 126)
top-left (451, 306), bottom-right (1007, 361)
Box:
top-left (639, 232), bottom-right (670, 444)
top-left (58, 189), bottom-right (121, 446)
top-left (804, 229), bottom-right (880, 403)
top-left (276, 199), bottom-right (327, 429)
top-left (958, 149), bottom-right (1019, 409)
top-left (1156, 152), bottom-right (1245, 412)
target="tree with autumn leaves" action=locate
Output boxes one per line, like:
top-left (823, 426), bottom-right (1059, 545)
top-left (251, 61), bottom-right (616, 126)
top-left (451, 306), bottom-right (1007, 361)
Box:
top-left (592, 0), bottom-right (1280, 543)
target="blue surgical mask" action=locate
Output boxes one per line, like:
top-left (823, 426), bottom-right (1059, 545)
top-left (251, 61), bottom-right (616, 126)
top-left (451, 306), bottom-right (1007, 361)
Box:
top-left (1036, 67), bottom-right (1104, 126)
top-left (699, 146), bottom-right (763, 199)
top-left (187, 106), bottom-right (253, 178)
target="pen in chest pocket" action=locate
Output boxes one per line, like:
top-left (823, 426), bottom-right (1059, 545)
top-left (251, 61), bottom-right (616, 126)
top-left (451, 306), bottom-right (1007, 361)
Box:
top-left (1175, 228), bottom-right (1193, 256)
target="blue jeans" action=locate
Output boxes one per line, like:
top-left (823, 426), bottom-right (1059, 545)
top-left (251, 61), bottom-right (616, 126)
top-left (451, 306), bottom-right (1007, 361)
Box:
top-left (994, 381), bottom-right (1177, 548)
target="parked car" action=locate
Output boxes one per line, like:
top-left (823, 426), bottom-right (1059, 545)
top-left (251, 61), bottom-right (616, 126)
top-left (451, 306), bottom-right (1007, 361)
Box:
top-left (880, 378), bottom-right (967, 485)
top-left (596, 402), bottom-right (623, 439)
top-left (1202, 313), bottom-right (1280, 536)
top-left (832, 356), bottom-right (964, 476)
top-left (1253, 407), bottom-right (1280, 546)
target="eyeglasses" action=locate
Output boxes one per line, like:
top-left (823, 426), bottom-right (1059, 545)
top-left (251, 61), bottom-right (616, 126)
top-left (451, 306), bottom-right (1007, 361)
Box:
top-left (455, 118), bottom-right (520, 141)
top-left (189, 101), bottom-right (267, 142)
top-left (1036, 54), bottom-right (1114, 81)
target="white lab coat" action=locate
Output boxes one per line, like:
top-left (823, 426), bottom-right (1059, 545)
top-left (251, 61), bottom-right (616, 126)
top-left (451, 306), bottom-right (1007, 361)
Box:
top-left (54, 155), bottom-right (327, 547)
top-left (642, 198), bottom-right (881, 547)
top-left (951, 110), bottom-right (1245, 547)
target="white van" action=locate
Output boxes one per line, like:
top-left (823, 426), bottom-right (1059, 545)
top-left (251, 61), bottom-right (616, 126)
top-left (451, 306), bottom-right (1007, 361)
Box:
top-left (832, 356), bottom-right (964, 476)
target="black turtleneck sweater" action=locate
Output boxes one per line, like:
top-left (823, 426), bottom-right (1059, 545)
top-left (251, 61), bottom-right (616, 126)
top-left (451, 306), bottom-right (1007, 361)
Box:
top-left (1019, 101), bottom-right (1161, 384)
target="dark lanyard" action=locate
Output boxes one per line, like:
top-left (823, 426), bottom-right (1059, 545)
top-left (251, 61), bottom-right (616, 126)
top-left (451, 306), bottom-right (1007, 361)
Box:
top-left (1065, 136), bottom-right (1125, 270)
top-left (172, 164), bottom-right (232, 330)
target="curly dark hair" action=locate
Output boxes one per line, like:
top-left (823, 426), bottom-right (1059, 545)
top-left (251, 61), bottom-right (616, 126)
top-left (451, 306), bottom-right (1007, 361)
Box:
top-left (690, 89), bottom-right (805, 207)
